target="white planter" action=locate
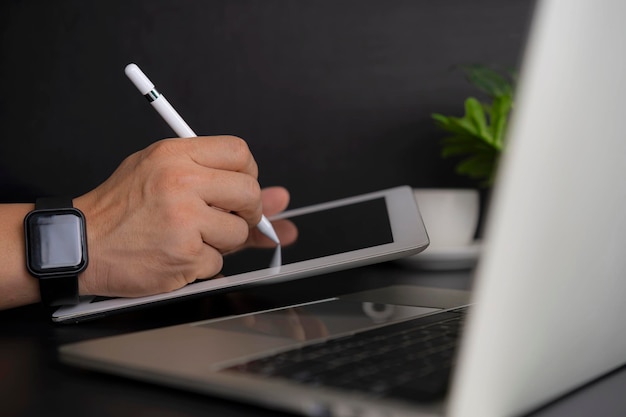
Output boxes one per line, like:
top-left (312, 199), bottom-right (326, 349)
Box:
top-left (398, 188), bottom-right (481, 270)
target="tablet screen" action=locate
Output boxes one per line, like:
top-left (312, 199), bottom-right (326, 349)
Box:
top-left (89, 198), bottom-right (393, 304)
top-left (221, 198), bottom-right (393, 276)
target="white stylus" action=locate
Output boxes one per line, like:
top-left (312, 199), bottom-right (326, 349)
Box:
top-left (124, 63), bottom-right (280, 245)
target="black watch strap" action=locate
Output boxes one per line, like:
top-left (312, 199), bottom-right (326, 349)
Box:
top-left (39, 274), bottom-right (79, 307)
top-left (35, 197), bottom-right (80, 307)
top-left (36, 197), bottom-right (74, 210)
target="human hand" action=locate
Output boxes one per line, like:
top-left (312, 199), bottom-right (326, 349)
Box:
top-left (73, 135), bottom-right (287, 298)
top-left (245, 186), bottom-right (298, 249)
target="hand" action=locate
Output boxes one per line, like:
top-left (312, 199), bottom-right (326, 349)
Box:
top-left (73, 135), bottom-right (287, 298)
top-left (246, 186), bottom-right (298, 249)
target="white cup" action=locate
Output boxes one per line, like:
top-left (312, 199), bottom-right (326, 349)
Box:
top-left (413, 188), bottom-right (480, 249)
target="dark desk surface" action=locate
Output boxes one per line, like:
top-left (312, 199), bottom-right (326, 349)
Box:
top-left (2, 261), bottom-right (625, 417)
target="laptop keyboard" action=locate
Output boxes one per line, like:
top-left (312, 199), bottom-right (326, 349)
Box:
top-left (224, 307), bottom-right (467, 402)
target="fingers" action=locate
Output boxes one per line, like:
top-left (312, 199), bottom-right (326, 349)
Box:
top-left (197, 205), bottom-right (251, 252)
top-left (193, 168), bottom-right (264, 227)
top-left (167, 145), bottom-right (290, 229)
top-left (196, 183), bottom-right (291, 230)
top-left (185, 244), bottom-right (224, 282)
top-left (260, 186), bottom-right (290, 216)
top-left (180, 135), bottom-right (259, 178)
top-left (144, 136), bottom-right (265, 227)
top-left (243, 187), bottom-right (294, 247)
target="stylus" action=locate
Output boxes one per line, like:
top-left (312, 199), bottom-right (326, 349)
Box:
top-left (124, 63), bottom-right (280, 245)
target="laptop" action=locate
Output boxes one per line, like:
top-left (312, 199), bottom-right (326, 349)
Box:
top-left (59, 0), bottom-right (626, 416)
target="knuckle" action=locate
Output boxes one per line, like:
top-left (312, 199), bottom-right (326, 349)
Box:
top-left (240, 176), bottom-right (262, 203)
top-left (178, 244), bottom-right (223, 282)
top-left (156, 236), bottom-right (213, 284)
top-left (233, 216), bottom-right (251, 242)
top-left (146, 138), bottom-right (180, 159)
top-left (218, 216), bottom-right (250, 253)
top-left (181, 235), bottom-right (205, 259)
top-left (137, 140), bottom-right (194, 196)
top-left (226, 135), bottom-right (249, 151)
top-left (203, 250), bottom-right (224, 278)
top-left (146, 165), bottom-right (199, 198)
top-left (225, 136), bottom-right (253, 164)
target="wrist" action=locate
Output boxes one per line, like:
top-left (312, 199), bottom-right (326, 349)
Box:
top-left (72, 193), bottom-right (108, 298)
top-left (0, 203), bottom-right (39, 309)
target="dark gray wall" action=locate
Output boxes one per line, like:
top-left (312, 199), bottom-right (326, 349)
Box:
top-left (0, 0), bottom-right (533, 207)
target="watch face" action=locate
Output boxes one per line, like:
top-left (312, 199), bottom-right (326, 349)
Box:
top-left (25, 209), bottom-right (88, 276)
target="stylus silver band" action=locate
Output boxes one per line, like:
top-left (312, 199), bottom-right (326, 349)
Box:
top-left (144, 89), bottom-right (160, 102)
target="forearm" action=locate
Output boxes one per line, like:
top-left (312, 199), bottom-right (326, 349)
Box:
top-left (0, 203), bottom-right (39, 309)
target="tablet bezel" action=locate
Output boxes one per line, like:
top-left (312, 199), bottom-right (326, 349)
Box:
top-left (52, 186), bottom-right (428, 323)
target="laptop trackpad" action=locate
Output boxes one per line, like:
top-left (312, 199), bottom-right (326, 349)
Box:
top-left (340, 285), bottom-right (471, 309)
top-left (197, 298), bottom-right (437, 347)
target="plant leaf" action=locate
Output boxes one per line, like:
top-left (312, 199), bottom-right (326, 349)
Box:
top-left (489, 94), bottom-right (513, 150)
top-left (458, 64), bottom-right (513, 98)
top-left (463, 97), bottom-right (492, 143)
top-left (441, 142), bottom-right (479, 157)
top-left (432, 113), bottom-right (479, 137)
top-left (431, 64), bottom-right (515, 185)
top-left (455, 154), bottom-right (496, 179)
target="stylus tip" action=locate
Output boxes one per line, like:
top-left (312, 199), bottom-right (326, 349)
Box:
top-left (258, 216), bottom-right (280, 245)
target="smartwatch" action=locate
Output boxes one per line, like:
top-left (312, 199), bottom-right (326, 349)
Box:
top-left (24, 198), bottom-right (88, 307)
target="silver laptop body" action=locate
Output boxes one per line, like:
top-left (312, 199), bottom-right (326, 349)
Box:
top-left (59, 1), bottom-right (626, 416)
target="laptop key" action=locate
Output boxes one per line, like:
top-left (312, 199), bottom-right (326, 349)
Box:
top-left (386, 372), bottom-right (451, 402)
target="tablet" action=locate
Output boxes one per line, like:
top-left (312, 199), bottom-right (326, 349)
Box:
top-left (52, 186), bottom-right (429, 323)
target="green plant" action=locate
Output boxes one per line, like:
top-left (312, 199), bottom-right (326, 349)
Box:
top-left (432, 65), bottom-right (515, 186)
